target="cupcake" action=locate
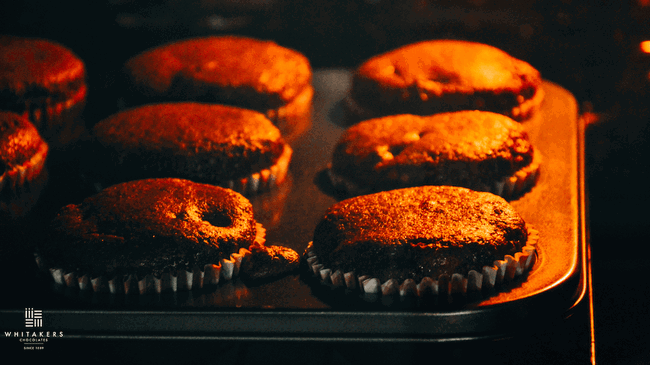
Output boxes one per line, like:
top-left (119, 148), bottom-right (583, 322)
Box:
top-left (304, 185), bottom-right (537, 300)
top-left (344, 40), bottom-right (544, 124)
top-left (0, 35), bottom-right (87, 147)
top-left (35, 178), bottom-right (269, 294)
top-left (0, 111), bottom-right (49, 218)
top-left (89, 102), bottom-right (292, 196)
top-left (328, 110), bottom-right (541, 200)
top-left (122, 35), bottom-right (313, 140)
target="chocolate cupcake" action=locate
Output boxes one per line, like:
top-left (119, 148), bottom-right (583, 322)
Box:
top-left (1, 111), bottom-right (49, 218)
top-left (0, 35), bottom-right (87, 147)
top-left (328, 110), bottom-right (540, 199)
top-left (35, 178), bottom-right (267, 294)
top-left (89, 103), bottom-right (292, 196)
top-left (304, 185), bottom-right (537, 299)
top-left (344, 40), bottom-right (544, 124)
top-left (123, 35), bottom-right (312, 140)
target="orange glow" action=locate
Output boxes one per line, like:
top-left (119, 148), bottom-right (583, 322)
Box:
top-left (640, 40), bottom-right (650, 53)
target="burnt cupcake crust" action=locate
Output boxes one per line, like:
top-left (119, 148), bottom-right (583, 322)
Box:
top-left (123, 35), bottom-right (312, 113)
top-left (347, 40), bottom-right (543, 122)
top-left (311, 186), bottom-right (529, 283)
top-left (330, 111), bottom-right (536, 196)
top-left (91, 103), bottom-right (287, 184)
top-left (38, 178), bottom-right (258, 278)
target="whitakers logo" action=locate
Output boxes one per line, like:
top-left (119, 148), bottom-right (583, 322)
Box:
top-left (2, 309), bottom-right (64, 351)
top-left (24, 308), bottom-right (42, 328)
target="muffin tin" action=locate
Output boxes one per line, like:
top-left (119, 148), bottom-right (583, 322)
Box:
top-left (0, 69), bottom-right (587, 342)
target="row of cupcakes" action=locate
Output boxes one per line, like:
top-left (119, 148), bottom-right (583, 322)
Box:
top-left (3, 34), bottom-right (545, 307)
top-left (1, 34), bottom-right (315, 291)
top-left (304, 39), bottom-right (546, 304)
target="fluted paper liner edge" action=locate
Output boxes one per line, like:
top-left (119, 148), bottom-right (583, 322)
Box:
top-left (304, 226), bottom-right (538, 298)
top-left (328, 148), bottom-right (541, 201)
top-left (222, 144), bottom-right (292, 196)
top-left (34, 223), bottom-right (266, 295)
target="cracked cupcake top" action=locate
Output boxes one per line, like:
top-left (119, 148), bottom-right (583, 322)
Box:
top-left (38, 178), bottom-right (258, 278)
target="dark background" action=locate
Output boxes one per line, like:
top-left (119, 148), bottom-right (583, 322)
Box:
top-left (2, 1), bottom-right (649, 363)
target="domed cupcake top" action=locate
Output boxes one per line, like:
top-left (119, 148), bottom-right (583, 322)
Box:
top-left (124, 35), bottom-right (311, 109)
top-left (312, 185), bottom-right (530, 282)
top-left (348, 39), bottom-right (543, 121)
top-left (330, 110), bottom-right (536, 195)
top-left (356, 40), bottom-right (539, 93)
top-left (40, 178), bottom-right (258, 278)
top-left (0, 35), bottom-right (86, 99)
top-left (91, 103), bottom-right (287, 183)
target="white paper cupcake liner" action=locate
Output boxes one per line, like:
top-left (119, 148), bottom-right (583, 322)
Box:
top-left (327, 149), bottom-right (541, 201)
top-left (223, 144), bottom-right (292, 196)
top-left (35, 223), bottom-right (266, 295)
top-left (90, 144), bottom-right (292, 197)
top-left (267, 84), bottom-right (313, 142)
top-left (304, 227), bottom-right (538, 299)
top-left (0, 141), bottom-right (49, 193)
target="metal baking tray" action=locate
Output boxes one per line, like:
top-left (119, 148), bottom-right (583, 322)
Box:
top-left (0, 69), bottom-right (587, 342)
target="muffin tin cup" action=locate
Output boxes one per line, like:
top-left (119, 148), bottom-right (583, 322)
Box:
top-left (34, 224), bottom-right (266, 295)
top-left (327, 149), bottom-right (542, 201)
top-left (303, 227), bottom-right (538, 303)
